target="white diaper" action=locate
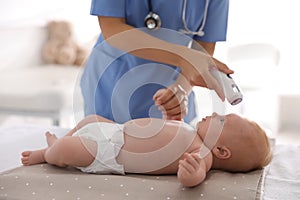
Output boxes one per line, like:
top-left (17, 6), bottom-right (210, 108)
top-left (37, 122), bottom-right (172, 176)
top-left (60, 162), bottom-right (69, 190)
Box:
top-left (73, 122), bottom-right (125, 175)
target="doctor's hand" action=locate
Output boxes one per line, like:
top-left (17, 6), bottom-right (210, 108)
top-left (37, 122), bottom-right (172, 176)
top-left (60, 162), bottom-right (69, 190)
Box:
top-left (180, 49), bottom-right (233, 101)
top-left (153, 84), bottom-right (188, 121)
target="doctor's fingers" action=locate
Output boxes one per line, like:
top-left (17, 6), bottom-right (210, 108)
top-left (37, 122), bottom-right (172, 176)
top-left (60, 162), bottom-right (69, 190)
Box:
top-left (157, 96), bottom-right (187, 120)
top-left (161, 91), bottom-right (188, 110)
top-left (164, 104), bottom-right (188, 120)
top-left (155, 85), bottom-right (187, 106)
top-left (212, 57), bottom-right (234, 74)
top-left (153, 87), bottom-right (176, 105)
top-left (159, 93), bottom-right (188, 117)
top-left (153, 88), bottom-right (169, 105)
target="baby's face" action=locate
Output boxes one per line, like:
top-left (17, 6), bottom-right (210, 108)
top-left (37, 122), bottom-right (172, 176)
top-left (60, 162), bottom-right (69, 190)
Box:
top-left (196, 113), bottom-right (248, 142)
top-left (196, 112), bottom-right (224, 141)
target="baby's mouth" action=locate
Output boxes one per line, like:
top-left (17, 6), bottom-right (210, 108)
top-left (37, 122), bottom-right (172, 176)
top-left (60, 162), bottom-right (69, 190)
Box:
top-left (202, 116), bottom-right (209, 122)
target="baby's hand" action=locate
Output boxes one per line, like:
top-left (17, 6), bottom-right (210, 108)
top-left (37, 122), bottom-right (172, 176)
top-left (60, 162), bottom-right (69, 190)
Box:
top-left (153, 85), bottom-right (188, 121)
top-left (177, 153), bottom-right (206, 187)
top-left (178, 153), bottom-right (202, 176)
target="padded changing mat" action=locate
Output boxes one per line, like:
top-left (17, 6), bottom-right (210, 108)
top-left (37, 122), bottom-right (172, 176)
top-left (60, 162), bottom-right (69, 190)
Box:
top-left (0, 164), bottom-right (264, 200)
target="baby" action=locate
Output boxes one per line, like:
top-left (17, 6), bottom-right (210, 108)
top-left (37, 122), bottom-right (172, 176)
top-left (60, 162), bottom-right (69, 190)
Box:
top-left (21, 113), bottom-right (272, 187)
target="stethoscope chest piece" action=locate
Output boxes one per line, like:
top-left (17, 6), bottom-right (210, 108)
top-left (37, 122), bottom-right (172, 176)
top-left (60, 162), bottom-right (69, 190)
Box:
top-left (144, 12), bottom-right (161, 30)
top-left (145, 0), bottom-right (209, 36)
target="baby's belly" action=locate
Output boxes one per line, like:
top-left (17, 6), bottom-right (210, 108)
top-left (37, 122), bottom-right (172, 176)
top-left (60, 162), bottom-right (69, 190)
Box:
top-left (117, 131), bottom-right (202, 174)
top-left (146, 137), bottom-right (202, 174)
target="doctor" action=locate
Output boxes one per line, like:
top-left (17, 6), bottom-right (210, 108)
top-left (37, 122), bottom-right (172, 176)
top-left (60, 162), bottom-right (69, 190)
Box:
top-left (80, 0), bottom-right (233, 124)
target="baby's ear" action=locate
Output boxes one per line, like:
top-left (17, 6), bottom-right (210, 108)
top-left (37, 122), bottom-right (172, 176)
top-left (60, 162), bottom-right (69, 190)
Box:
top-left (212, 146), bottom-right (231, 160)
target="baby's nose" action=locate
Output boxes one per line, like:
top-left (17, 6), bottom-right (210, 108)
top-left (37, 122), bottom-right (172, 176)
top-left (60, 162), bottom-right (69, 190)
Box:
top-left (212, 112), bottom-right (225, 119)
top-left (212, 112), bottom-right (218, 117)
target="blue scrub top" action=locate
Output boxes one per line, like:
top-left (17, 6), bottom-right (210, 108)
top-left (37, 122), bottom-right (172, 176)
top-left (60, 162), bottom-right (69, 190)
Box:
top-left (81, 0), bottom-right (229, 124)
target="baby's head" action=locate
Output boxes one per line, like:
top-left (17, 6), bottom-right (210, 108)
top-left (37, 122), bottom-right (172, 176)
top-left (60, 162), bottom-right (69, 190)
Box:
top-left (196, 113), bottom-right (272, 172)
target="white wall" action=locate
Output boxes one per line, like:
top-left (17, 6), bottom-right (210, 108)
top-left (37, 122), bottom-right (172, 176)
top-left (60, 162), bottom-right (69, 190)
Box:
top-left (0, 0), bottom-right (99, 43)
top-left (221, 0), bottom-right (300, 77)
top-left (213, 0), bottom-right (300, 133)
top-left (0, 0), bottom-right (99, 71)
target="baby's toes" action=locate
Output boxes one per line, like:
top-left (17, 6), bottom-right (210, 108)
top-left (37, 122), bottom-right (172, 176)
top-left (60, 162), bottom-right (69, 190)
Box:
top-left (21, 151), bottom-right (31, 157)
top-left (46, 131), bottom-right (57, 139)
top-left (21, 157), bottom-right (29, 165)
top-left (45, 131), bottom-right (52, 137)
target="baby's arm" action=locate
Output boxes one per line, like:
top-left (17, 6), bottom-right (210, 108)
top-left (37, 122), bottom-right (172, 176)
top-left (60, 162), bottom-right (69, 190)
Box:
top-left (177, 152), bottom-right (207, 187)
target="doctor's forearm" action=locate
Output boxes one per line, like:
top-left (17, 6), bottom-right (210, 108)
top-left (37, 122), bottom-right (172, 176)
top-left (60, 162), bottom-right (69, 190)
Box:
top-left (192, 40), bottom-right (216, 56)
top-left (98, 16), bottom-right (205, 72)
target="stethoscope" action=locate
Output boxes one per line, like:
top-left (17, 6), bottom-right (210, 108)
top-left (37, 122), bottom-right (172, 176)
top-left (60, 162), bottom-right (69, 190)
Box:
top-left (144, 0), bottom-right (209, 37)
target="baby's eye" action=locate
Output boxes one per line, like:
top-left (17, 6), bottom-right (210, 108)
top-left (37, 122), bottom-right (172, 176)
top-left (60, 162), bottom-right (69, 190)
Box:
top-left (220, 119), bottom-right (225, 123)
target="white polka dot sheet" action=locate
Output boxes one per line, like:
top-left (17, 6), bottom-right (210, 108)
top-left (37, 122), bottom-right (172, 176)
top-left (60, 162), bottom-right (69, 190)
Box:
top-left (0, 164), bottom-right (264, 200)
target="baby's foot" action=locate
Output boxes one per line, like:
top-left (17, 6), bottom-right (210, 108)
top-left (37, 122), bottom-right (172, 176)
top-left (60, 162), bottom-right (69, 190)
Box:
top-left (21, 149), bottom-right (46, 166)
top-left (46, 131), bottom-right (58, 147)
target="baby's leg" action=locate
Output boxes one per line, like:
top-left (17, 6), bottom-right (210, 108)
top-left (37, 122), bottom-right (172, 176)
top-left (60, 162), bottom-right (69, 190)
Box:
top-left (22, 133), bottom-right (97, 168)
top-left (65, 114), bottom-right (115, 137)
top-left (44, 136), bottom-right (97, 168)
top-left (21, 132), bottom-right (57, 166)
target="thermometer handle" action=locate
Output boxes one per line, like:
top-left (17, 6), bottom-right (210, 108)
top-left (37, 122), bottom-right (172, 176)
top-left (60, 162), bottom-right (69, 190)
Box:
top-left (211, 69), bottom-right (243, 105)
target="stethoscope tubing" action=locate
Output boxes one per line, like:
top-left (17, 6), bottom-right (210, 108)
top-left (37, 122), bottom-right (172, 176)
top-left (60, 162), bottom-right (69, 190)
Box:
top-left (145, 0), bottom-right (209, 36)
